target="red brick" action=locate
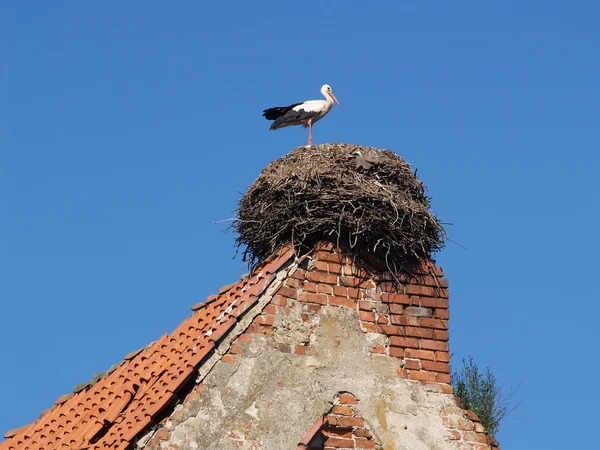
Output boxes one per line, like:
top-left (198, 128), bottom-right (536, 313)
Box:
top-left (322, 427), bottom-right (353, 438)
top-left (353, 427), bottom-right (371, 438)
top-left (295, 345), bottom-right (307, 355)
top-left (286, 277), bottom-right (301, 288)
top-left (277, 285), bottom-right (298, 299)
top-left (339, 276), bottom-right (358, 287)
top-left (422, 360), bottom-right (450, 373)
top-left (338, 393), bottom-right (358, 404)
top-left (299, 292), bottom-right (328, 305)
top-left (355, 438), bottom-right (376, 449)
top-left (378, 324), bottom-right (400, 335)
top-left (303, 281), bottom-right (318, 293)
top-left (404, 349), bottom-right (435, 360)
top-left (263, 304), bottom-right (276, 315)
top-left (291, 269), bottom-right (306, 280)
top-left (331, 405), bottom-right (354, 416)
top-left (323, 437), bottom-right (354, 448)
top-left (229, 344), bottom-right (242, 354)
top-left (436, 373), bottom-right (451, 383)
top-left (254, 315), bottom-right (275, 326)
top-left (389, 303), bottom-right (404, 314)
top-left (389, 336), bottom-right (419, 348)
top-left (420, 339), bottom-right (449, 351)
top-left (419, 276), bottom-right (437, 287)
top-left (436, 297), bottom-right (449, 308)
top-left (420, 318), bottom-right (447, 329)
top-left (221, 354), bottom-right (236, 364)
top-left (376, 315), bottom-right (388, 324)
top-left (434, 330), bottom-right (449, 341)
top-left (314, 260), bottom-right (329, 272)
top-left (404, 359), bottom-right (421, 370)
top-left (389, 347), bottom-right (404, 358)
top-left (333, 285), bottom-right (348, 297)
top-left (383, 293), bottom-right (411, 304)
top-left (358, 311), bottom-right (376, 322)
top-left (434, 309), bottom-right (450, 319)
top-left (467, 410), bottom-right (480, 422)
top-left (371, 344), bottom-right (386, 354)
top-left (420, 296), bottom-right (438, 308)
top-left (404, 326), bottom-right (434, 339)
top-left (435, 351), bottom-right (450, 362)
top-left (312, 272), bottom-right (338, 285)
top-left (390, 315), bottom-right (420, 326)
top-left (327, 416), bottom-right (364, 427)
top-left (318, 251), bottom-right (345, 263)
top-left (347, 287), bottom-right (360, 298)
top-left (406, 285), bottom-right (437, 297)
top-left (328, 262), bottom-right (342, 274)
top-left (358, 301), bottom-right (373, 311)
top-left (447, 430), bottom-right (461, 440)
top-left (329, 296), bottom-right (356, 308)
top-left (237, 334), bottom-right (251, 344)
top-left (408, 370), bottom-right (436, 382)
top-left (247, 323), bottom-right (259, 334)
top-left (317, 283), bottom-right (334, 295)
top-left (463, 431), bottom-right (488, 443)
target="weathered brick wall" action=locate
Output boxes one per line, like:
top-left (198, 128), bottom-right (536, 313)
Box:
top-left (141, 243), bottom-right (499, 450)
top-left (249, 243), bottom-right (451, 385)
top-left (298, 393), bottom-right (377, 450)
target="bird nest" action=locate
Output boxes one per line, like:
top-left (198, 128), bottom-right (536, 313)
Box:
top-left (233, 143), bottom-right (446, 276)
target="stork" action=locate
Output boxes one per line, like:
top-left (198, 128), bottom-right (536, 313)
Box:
top-left (262, 84), bottom-right (340, 145)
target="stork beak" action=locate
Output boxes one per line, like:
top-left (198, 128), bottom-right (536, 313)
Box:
top-left (331, 92), bottom-right (340, 106)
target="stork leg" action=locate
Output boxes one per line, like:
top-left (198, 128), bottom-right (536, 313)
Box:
top-left (308, 121), bottom-right (313, 145)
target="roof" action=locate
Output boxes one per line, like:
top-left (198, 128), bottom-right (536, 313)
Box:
top-left (0, 246), bottom-right (297, 450)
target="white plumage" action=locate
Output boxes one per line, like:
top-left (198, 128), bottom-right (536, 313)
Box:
top-left (262, 84), bottom-right (340, 145)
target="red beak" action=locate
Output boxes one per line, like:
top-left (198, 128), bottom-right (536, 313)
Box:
top-left (330, 92), bottom-right (340, 106)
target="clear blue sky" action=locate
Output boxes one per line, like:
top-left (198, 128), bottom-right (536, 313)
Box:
top-left (1, 2), bottom-right (599, 448)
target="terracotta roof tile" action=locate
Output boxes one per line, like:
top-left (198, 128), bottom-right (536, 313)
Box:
top-left (1, 245), bottom-right (296, 450)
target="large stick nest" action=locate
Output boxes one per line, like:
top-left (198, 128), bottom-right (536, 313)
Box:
top-left (233, 144), bottom-right (446, 275)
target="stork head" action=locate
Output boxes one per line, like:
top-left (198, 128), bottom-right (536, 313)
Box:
top-left (321, 84), bottom-right (340, 106)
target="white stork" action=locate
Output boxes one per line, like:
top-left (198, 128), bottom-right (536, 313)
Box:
top-left (263, 84), bottom-right (340, 145)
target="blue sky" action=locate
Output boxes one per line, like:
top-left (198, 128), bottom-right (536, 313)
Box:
top-left (1, 2), bottom-right (599, 448)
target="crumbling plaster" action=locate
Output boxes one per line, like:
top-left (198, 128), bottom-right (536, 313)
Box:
top-left (151, 305), bottom-right (464, 450)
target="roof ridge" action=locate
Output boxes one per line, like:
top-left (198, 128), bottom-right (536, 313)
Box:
top-left (1, 245), bottom-right (298, 450)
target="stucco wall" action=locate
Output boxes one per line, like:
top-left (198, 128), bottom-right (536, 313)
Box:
top-left (141, 305), bottom-right (488, 450)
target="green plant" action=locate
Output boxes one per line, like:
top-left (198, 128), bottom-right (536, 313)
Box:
top-left (451, 355), bottom-right (520, 437)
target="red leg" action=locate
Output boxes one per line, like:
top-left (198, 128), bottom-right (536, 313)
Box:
top-left (308, 122), bottom-right (313, 145)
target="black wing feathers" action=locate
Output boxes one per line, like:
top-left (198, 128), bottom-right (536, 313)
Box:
top-left (262, 103), bottom-right (302, 121)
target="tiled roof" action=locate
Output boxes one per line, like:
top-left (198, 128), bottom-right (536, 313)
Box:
top-left (1, 246), bottom-right (296, 450)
